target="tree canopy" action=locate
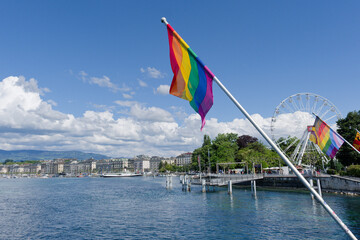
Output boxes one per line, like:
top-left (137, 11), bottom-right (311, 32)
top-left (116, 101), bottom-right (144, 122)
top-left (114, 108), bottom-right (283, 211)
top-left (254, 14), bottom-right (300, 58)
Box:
top-left (336, 110), bottom-right (360, 166)
top-left (237, 135), bottom-right (258, 149)
top-left (192, 133), bottom-right (282, 172)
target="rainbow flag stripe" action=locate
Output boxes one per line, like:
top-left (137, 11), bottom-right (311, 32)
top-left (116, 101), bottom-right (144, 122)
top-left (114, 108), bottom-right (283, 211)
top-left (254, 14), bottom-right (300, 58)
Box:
top-left (353, 131), bottom-right (360, 151)
top-left (314, 117), bottom-right (344, 159)
top-left (166, 23), bottom-right (214, 130)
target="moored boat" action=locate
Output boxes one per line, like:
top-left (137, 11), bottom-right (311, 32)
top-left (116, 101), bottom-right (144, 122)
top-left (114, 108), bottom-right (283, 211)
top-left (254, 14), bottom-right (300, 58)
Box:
top-left (100, 172), bottom-right (142, 178)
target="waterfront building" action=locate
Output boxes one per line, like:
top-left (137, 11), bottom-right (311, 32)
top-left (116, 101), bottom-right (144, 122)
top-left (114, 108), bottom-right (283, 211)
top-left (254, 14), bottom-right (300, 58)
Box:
top-left (82, 159), bottom-right (97, 173)
top-left (63, 160), bottom-right (79, 175)
top-left (41, 161), bottom-right (55, 174)
top-left (54, 162), bottom-right (64, 174)
top-left (111, 158), bottom-right (129, 171)
top-left (8, 164), bottom-right (24, 174)
top-left (23, 164), bottom-right (31, 173)
top-left (134, 155), bottom-right (150, 173)
top-left (96, 158), bottom-right (129, 173)
top-left (161, 157), bottom-right (175, 165)
top-left (0, 165), bottom-right (8, 173)
top-left (149, 156), bottom-right (163, 173)
top-left (29, 163), bottom-right (41, 174)
top-left (175, 152), bottom-right (192, 166)
top-left (96, 159), bottom-right (111, 173)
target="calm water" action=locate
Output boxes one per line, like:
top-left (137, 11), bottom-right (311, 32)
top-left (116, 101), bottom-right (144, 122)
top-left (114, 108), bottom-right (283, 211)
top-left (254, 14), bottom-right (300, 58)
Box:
top-left (0, 177), bottom-right (359, 240)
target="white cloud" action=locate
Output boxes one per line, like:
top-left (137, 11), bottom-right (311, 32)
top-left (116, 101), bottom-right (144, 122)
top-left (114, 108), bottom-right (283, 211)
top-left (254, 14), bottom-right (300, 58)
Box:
top-left (156, 85), bottom-right (170, 95)
top-left (47, 99), bottom-right (57, 106)
top-left (122, 93), bottom-right (133, 99)
top-left (90, 76), bottom-right (118, 91)
top-left (138, 79), bottom-right (147, 87)
top-left (140, 67), bottom-right (165, 79)
top-left (0, 76), bottom-right (321, 157)
top-left (129, 104), bottom-right (174, 122)
top-left (115, 100), bottom-right (138, 107)
top-left (79, 71), bottom-right (122, 92)
top-left (79, 71), bottom-right (88, 81)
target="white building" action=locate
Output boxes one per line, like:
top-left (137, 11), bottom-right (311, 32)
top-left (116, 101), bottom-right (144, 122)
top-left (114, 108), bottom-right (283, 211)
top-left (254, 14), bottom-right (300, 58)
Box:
top-left (175, 152), bottom-right (192, 166)
top-left (134, 155), bottom-right (150, 173)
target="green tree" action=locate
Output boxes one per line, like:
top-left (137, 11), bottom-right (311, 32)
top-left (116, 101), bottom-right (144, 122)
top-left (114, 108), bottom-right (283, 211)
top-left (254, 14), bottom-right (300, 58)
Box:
top-left (337, 110), bottom-right (360, 166)
top-left (211, 133), bottom-right (238, 166)
top-left (202, 134), bottom-right (211, 147)
top-left (4, 159), bottom-right (14, 165)
top-left (191, 135), bottom-right (212, 171)
top-left (237, 135), bottom-right (258, 149)
top-left (237, 142), bottom-right (281, 168)
top-left (158, 161), bottom-right (164, 170)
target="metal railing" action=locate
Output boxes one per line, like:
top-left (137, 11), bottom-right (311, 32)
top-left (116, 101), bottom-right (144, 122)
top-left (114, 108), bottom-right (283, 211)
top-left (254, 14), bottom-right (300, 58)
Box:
top-left (190, 173), bottom-right (264, 186)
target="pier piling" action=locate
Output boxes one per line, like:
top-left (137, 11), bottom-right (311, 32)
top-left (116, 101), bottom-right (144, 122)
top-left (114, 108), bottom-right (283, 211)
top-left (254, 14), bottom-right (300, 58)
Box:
top-left (317, 178), bottom-right (322, 197)
top-left (202, 179), bottom-right (206, 193)
top-left (309, 179), bottom-right (314, 200)
top-left (228, 180), bottom-right (232, 194)
top-left (252, 180), bottom-right (257, 197)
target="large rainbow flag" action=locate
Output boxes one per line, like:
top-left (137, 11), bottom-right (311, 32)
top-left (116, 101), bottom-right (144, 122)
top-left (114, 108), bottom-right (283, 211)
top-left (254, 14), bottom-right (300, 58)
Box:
top-left (165, 23), bottom-right (214, 130)
top-left (313, 116), bottom-right (344, 159)
top-left (353, 131), bottom-right (360, 151)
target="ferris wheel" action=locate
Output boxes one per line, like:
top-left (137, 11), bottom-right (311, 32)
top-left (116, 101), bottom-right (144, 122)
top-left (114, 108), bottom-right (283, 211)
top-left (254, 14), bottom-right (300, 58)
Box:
top-left (270, 93), bottom-right (342, 167)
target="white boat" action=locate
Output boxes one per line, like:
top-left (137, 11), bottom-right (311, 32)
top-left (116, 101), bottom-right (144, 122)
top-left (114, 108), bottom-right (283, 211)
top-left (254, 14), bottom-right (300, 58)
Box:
top-left (100, 172), bottom-right (142, 178)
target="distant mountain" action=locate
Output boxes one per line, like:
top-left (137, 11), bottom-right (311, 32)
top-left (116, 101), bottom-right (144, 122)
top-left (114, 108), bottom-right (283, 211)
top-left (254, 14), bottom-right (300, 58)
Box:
top-left (0, 150), bottom-right (109, 162)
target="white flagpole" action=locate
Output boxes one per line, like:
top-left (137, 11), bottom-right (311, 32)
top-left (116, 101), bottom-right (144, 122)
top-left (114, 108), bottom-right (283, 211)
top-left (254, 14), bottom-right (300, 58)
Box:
top-left (212, 76), bottom-right (357, 240)
top-left (314, 114), bottom-right (360, 155)
top-left (161, 17), bottom-right (357, 240)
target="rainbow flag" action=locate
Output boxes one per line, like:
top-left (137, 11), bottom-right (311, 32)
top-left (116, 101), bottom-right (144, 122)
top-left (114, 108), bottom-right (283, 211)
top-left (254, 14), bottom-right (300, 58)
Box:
top-left (165, 23), bottom-right (214, 130)
top-left (308, 126), bottom-right (318, 144)
top-left (353, 131), bottom-right (360, 151)
top-left (313, 116), bottom-right (344, 159)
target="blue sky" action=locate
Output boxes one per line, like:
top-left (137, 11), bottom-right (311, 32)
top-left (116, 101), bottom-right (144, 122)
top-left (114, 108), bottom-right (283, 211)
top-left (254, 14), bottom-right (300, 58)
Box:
top-left (0, 1), bottom-right (359, 157)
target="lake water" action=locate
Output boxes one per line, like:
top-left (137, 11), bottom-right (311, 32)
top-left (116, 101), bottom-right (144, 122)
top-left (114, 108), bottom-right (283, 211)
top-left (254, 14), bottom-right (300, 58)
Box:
top-left (0, 176), bottom-right (359, 239)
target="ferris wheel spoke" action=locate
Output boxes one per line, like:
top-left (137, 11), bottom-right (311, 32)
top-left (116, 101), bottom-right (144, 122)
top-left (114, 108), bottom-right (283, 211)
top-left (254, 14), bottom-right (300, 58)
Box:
top-left (311, 96), bottom-right (319, 113)
top-left (320, 107), bottom-right (332, 120)
top-left (324, 114), bottom-right (337, 123)
top-left (314, 100), bottom-right (326, 116)
top-left (305, 94), bottom-right (310, 112)
top-left (283, 102), bottom-right (295, 113)
top-left (297, 95), bottom-right (305, 111)
top-left (290, 98), bottom-right (300, 112)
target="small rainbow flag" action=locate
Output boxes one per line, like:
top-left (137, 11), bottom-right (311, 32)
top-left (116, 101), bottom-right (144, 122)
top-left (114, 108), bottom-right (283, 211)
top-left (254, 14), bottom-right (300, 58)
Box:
top-left (313, 116), bottom-right (344, 159)
top-left (165, 23), bottom-right (214, 130)
top-left (353, 131), bottom-right (360, 151)
top-left (308, 126), bottom-right (318, 144)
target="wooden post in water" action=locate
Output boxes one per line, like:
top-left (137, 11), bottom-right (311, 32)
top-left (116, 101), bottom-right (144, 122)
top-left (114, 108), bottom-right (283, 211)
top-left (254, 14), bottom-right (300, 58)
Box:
top-left (252, 180), bottom-right (257, 197)
top-left (186, 178), bottom-right (191, 192)
top-left (166, 175), bottom-right (169, 189)
top-left (309, 178), bottom-right (314, 200)
top-left (169, 175), bottom-right (172, 189)
top-left (228, 180), bottom-right (232, 194)
top-left (202, 179), bottom-right (206, 193)
top-left (317, 178), bottom-right (322, 197)
top-left (181, 176), bottom-right (185, 191)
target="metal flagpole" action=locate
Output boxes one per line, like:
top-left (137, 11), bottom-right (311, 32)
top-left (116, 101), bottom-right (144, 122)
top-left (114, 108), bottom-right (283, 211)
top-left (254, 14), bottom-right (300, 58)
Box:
top-left (212, 76), bottom-right (357, 240)
top-left (161, 17), bottom-right (357, 240)
top-left (314, 114), bottom-right (360, 155)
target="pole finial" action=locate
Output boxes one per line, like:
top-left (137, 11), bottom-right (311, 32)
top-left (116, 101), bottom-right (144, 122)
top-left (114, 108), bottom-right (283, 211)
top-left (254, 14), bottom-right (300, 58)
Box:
top-left (161, 17), bottom-right (168, 25)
